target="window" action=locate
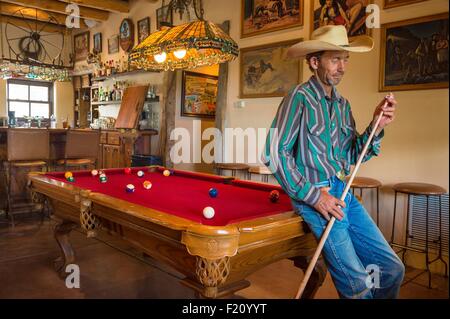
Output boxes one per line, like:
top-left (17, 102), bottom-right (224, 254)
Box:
top-left (7, 80), bottom-right (53, 119)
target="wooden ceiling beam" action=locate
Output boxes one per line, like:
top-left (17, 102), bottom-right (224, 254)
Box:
top-left (1, 0), bottom-right (109, 21)
top-left (0, 2), bottom-right (89, 27)
top-left (58, 0), bottom-right (129, 13)
top-left (0, 14), bottom-right (69, 33)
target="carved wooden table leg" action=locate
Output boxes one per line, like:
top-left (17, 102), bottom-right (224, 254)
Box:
top-left (53, 220), bottom-right (77, 278)
top-left (195, 256), bottom-right (230, 298)
top-left (292, 256), bottom-right (327, 299)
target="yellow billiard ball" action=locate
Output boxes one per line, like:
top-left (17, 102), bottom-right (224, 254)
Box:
top-left (64, 172), bottom-right (73, 179)
top-left (163, 169), bottom-right (171, 177)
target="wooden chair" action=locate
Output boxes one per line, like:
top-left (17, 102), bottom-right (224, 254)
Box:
top-left (390, 182), bottom-right (448, 288)
top-left (214, 162), bottom-right (250, 179)
top-left (4, 129), bottom-right (50, 226)
top-left (56, 129), bottom-right (100, 171)
top-left (248, 165), bottom-right (273, 183)
top-left (346, 176), bottom-right (382, 226)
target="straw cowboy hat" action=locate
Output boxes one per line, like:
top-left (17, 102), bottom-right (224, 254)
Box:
top-left (287, 25), bottom-right (374, 58)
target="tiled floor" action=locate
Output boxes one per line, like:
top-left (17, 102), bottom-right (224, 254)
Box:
top-left (0, 214), bottom-right (448, 299)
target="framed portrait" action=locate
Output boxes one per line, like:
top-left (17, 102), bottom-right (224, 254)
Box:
top-left (379, 13), bottom-right (449, 92)
top-left (119, 18), bottom-right (135, 52)
top-left (181, 71), bottom-right (218, 118)
top-left (137, 17), bottom-right (151, 44)
top-left (383, 0), bottom-right (428, 9)
top-left (239, 39), bottom-right (301, 99)
top-left (93, 33), bottom-right (102, 54)
top-left (74, 31), bottom-right (90, 61)
top-left (108, 35), bottom-right (119, 54)
top-left (156, 5), bottom-right (173, 30)
top-left (241, 0), bottom-right (304, 38)
top-left (310, 0), bottom-right (372, 38)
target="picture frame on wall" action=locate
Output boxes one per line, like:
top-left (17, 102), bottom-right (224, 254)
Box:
top-left (239, 39), bottom-right (302, 99)
top-left (93, 33), bottom-right (102, 54)
top-left (241, 0), bottom-right (304, 38)
top-left (379, 13), bottom-right (449, 92)
top-left (181, 71), bottom-right (218, 119)
top-left (108, 35), bottom-right (120, 54)
top-left (156, 5), bottom-right (173, 30)
top-left (383, 0), bottom-right (428, 9)
top-left (119, 18), bottom-right (135, 52)
top-left (310, 0), bottom-right (373, 38)
top-left (137, 17), bottom-right (151, 44)
top-left (74, 31), bottom-right (90, 61)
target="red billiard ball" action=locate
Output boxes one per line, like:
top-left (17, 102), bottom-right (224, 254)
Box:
top-left (269, 190), bottom-right (280, 203)
top-left (124, 167), bottom-right (132, 174)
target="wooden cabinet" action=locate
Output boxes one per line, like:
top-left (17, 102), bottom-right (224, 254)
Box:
top-left (102, 144), bottom-right (121, 169)
top-left (97, 130), bottom-right (157, 169)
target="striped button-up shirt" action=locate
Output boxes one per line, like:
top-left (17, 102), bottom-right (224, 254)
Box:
top-left (263, 76), bottom-right (384, 207)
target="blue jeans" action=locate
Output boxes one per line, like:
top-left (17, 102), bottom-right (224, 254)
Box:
top-left (292, 176), bottom-right (405, 299)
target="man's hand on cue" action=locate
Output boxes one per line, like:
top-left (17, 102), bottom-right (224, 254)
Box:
top-left (313, 187), bottom-right (346, 221)
top-left (372, 92), bottom-right (397, 135)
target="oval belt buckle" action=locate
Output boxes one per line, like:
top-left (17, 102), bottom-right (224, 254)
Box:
top-left (336, 170), bottom-right (346, 181)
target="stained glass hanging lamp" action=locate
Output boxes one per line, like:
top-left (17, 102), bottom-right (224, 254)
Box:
top-left (129, 0), bottom-right (238, 71)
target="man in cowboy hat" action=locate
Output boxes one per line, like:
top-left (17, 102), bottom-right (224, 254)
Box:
top-left (263, 25), bottom-right (404, 299)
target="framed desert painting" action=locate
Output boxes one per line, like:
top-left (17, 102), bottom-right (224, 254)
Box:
top-left (74, 31), bottom-right (89, 61)
top-left (383, 0), bottom-right (428, 9)
top-left (379, 13), bottom-right (448, 92)
top-left (241, 0), bottom-right (304, 38)
top-left (239, 39), bottom-right (301, 98)
top-left (310, 0), bottom-right (372, 38)
top-left (137, 17), bottom-right (150, 44)
top-left (181, 71), bottom-right (218, 118)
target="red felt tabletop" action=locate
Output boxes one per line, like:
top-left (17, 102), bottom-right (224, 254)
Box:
top-left (45, 167), bottom-right (293, 226)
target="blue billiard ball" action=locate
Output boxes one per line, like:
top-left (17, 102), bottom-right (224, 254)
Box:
top-left (209, 188), bottom-right (218, 198)
top-left (126, 184), bottom-right (135, 193)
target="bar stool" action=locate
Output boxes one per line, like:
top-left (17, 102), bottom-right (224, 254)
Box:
top-left (214, 163), bottom-right (250, 178)
top-left (4, 129), bottom-right (50, 226)
top-left (248, 165), bottom-right (272, 183)
top-left (390, 182), bottom-right (448, 288)
top-left (346, 176), bottom-right (382, 225)
top-left (55, 129), bottom-right (100, 171)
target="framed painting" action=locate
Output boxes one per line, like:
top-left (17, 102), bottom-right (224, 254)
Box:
top-left (156, 5), bottom-right (173, 30)
top-left (379, 13), bottom-right (449, 92)
top-left (383, 0), bottom-right (428, 9)
top-left (93, 33), bottom-right (102, 54)
top-left (181, 71), bottom-right (218, 118)
top-left (119, 18), bottom-right (135, 52)
top-left (74, 31), bottom-right (89, 61)
top-left (137, 17), bottom-right (151, 44)
top-left (239, 39), bottom-right (301, 98)
top-left (241, 0), bottom-right (304, 38)
top-left (310, 0), bottom-right (372, 38)
top-left (108, 35), bottom-right (119, 54)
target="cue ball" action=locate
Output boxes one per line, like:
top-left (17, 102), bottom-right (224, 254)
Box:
top-left (91, 169), bottom-right (98, 177)
top-left (126, 184), bottom-right (135, 193)
top-left (163, 169), bottom-right (171, 177)
top-left (208, 188), bottom-right (218, 198)
top-left (137, 170), bottom-right (145, 177)
top-left (203, 207), bottom-right (215, 219)
top-left (124, 167), bottom-right (131, 174)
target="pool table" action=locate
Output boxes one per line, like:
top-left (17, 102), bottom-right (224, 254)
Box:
top-left (28, 166), bottom-right (326, 298)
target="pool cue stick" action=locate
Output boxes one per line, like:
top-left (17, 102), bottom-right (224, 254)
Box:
top-left (295, 98), bottom-right (389, 299)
